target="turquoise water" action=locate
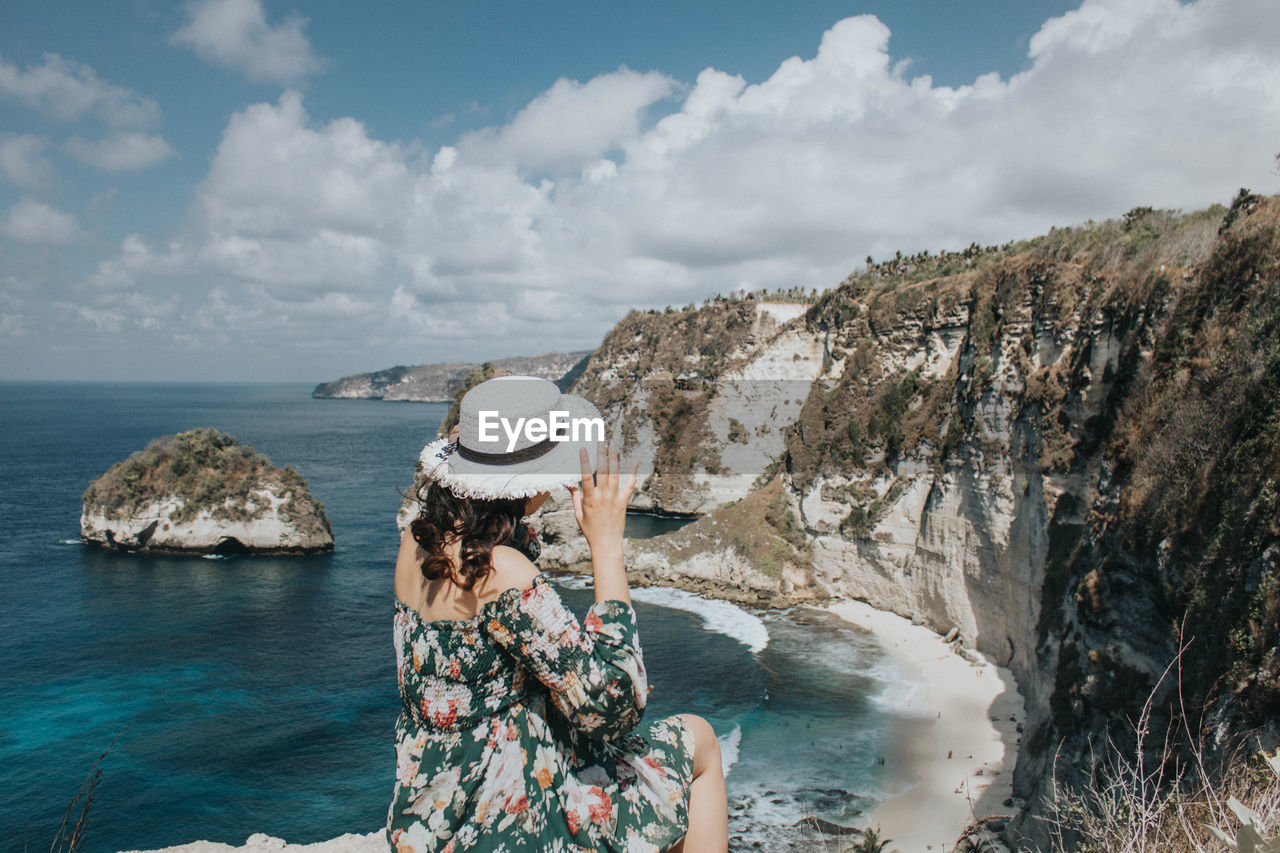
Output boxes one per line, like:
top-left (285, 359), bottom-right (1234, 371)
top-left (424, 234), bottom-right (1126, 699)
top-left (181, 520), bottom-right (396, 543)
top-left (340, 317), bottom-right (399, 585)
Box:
top-left (625, 511), bottom-right (697, 539)
top-left (0, 383), bottom-right (901, 852)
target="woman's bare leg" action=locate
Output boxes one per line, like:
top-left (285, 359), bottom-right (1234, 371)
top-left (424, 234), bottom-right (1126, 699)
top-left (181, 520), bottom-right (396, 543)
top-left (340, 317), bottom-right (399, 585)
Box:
top-left (669, 714), bottom-right (728, 852)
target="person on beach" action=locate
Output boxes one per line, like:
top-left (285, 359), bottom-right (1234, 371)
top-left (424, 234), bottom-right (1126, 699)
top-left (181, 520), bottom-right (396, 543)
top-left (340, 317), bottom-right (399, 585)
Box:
top-left (388, 375), bottom-right (728, 853)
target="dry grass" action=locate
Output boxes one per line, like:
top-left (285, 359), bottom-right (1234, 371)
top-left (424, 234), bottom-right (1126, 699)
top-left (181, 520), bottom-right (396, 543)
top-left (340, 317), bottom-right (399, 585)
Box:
top-left (44, 727), bottom-right (127, 853)
top-left (1042, 650), bottom-right (1280, 853)
top-left (662, 475), bottom-right (810, 577)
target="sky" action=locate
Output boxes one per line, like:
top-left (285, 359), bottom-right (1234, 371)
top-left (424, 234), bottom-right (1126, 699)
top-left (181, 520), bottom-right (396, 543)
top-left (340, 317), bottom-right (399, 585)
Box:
top-left (1, 0), bottom-right (1278, 383)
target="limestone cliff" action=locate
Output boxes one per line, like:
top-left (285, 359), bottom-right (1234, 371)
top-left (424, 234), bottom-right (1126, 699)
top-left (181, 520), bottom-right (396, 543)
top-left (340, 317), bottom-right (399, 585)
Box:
top-left (554, 194), bottom-right (1280, 847)
top-left (569, 299), bottom-right (823, 513)
top-left (82, 428), bottom-right (333, 555)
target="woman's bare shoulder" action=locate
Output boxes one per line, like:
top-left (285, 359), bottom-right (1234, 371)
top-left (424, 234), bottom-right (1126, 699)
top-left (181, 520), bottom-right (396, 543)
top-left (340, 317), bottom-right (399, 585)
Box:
top-left (486, 544), bottom-right (542, 594)
top-left (394, 527), bottom-right (425, 604)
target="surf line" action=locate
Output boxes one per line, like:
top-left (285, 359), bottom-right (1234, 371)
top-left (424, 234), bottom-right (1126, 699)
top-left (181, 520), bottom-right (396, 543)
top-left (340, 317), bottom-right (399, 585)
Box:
top-left (629, 586), bottom-right (770, 654)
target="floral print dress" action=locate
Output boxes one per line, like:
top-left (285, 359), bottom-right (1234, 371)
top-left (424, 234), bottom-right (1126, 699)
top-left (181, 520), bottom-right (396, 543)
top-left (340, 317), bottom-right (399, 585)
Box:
top-left (387, 574), bottom-right (696, 853)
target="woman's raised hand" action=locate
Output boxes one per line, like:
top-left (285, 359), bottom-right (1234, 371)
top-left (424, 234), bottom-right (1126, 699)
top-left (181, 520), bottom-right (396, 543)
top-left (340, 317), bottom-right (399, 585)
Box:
top-left (569, 442), bottom-right (637, 553)
top-left (569, 443), bottom-right (637, 604)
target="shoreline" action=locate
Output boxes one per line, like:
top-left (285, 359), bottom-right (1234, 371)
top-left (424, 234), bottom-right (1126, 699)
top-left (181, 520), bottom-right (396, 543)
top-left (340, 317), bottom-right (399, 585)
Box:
top-left (825, 599), bottom-right (1024, 853)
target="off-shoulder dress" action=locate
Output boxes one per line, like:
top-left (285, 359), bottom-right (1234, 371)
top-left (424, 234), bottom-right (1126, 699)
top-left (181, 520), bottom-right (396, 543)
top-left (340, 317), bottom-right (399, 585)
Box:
top-left (386, 574), bottom-right (696, 853)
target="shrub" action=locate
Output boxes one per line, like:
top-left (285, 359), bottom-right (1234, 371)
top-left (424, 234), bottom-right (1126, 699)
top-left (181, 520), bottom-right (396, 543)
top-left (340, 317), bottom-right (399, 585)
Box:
top-left (83, 428), bottom-right (326, 528)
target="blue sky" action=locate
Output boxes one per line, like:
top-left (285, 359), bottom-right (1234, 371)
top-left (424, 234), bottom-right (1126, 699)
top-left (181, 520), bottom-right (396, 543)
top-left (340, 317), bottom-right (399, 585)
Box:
top-left (1, 0), bottom-right (1278, 382)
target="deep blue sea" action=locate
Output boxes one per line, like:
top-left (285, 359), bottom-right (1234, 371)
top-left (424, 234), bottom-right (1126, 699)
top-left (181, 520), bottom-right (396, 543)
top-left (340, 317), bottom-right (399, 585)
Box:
top-left (0, 383), bottom-right (906, 852)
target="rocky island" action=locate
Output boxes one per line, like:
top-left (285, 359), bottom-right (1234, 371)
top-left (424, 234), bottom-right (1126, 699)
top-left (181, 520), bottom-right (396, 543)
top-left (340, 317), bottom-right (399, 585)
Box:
top-left (81, 428), bottom-right (333, 555)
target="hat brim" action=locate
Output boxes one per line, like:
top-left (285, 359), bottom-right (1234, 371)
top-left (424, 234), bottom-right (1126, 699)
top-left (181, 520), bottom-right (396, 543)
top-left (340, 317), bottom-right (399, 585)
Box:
top-left (418, 392), bottom-right (603, 500)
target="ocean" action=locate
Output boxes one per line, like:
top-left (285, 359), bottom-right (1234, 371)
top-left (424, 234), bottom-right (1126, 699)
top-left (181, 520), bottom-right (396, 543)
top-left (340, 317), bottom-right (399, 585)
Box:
top-left (0, 383), bottom-right (912, 852)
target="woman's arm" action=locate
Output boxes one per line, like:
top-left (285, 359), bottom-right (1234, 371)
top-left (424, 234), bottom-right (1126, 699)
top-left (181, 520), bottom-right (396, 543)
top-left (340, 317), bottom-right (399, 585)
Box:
top-left (568, 442), bottom-right (637, 606)
top-left (483, 562), bottom-right (648, 741)
top-left (393, 527), bottom-right (424, 605)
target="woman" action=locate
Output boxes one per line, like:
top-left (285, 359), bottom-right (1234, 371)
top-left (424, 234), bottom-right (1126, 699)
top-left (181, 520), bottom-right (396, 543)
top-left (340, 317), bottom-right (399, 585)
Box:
top-left (388, 376), bottom-right (728, 852)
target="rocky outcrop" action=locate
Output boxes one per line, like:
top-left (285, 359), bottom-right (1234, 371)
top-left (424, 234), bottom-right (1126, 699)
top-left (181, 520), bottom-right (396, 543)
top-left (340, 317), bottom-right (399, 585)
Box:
top-left (312, 351), bottom-right (590, 401)
top-left (568, 300), bottom-right (823, 513)
top-left (81, 428), bottom-right (332, 555)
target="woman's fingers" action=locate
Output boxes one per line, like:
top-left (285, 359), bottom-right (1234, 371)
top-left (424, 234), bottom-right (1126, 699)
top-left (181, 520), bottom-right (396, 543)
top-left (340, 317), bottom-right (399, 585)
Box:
top-left (568, 485), bottom-right (584, 524)
top-left (580, 441), bottom-right (632, 510)
top-left (622, 461), bottom-right (639, 500)
top-left (595, 440), bottom-right (611, 491)
top-left (593, 441), bottom-right (624, 500)
top-left (578, 447), bottom-right (595, 498)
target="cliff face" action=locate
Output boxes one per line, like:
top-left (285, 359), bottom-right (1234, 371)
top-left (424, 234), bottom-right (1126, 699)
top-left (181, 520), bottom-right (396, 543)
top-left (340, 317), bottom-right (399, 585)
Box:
top-left (81, 495), bottom-right (333, 555)
top-left (571, 300), bottom-right (823, 512)
top-left (82, 428), bottom-right (333, 555)
top-left (559, 195), bottom-right (1279, 845)
top-left (313, 351), bottom-right (590, 401)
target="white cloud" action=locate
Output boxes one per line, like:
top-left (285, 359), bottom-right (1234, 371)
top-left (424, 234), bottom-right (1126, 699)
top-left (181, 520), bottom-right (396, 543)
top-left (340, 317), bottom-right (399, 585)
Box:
top-left (57, 290), bottom-right (180, 336)
top-left (1, 196), bottom-right (80, 244)
top-left (0, 292), bottom-right (25, 336)
top-left (197, 91), bottom-right (408, 236)
top-left (88, 234), bottom-right (190, 291)
top-left (174, 0), bottom-right (325, 84)
top-left (65, 132), bottom-right (175, 172)
top-left (81, 0), bottom-right (1280, 373)
top-left (459, 68), bottom-right (677, 172)
top-left (190, 91), bottom-right (408, 291)
top-left (0, 134), bottom-right (52, 188)
top-left (0, 53), bottom-right (160, 126)
top-left (58, 302), bottom-right (125, 334)
top-left (0, 313), bottom-right (25, 336)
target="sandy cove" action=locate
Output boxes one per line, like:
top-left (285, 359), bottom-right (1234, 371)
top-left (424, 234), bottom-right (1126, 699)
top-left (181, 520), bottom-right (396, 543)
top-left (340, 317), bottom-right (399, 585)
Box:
top-left (122, 590), bottom-right (1024, 853)
top-left (826, 599), bottom-right (1024, 853)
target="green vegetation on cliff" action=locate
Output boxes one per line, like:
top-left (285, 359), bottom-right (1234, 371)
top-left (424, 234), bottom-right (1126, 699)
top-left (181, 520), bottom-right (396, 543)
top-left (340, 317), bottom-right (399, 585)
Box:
top-left (658, 476), bottom-right (810, 578)
top-left (1069, 189), bottom-right (1280, 728)
top-left (82, 428), bottom-right (328, 536)
top-left (787, 202), bottom-right (1227, 493)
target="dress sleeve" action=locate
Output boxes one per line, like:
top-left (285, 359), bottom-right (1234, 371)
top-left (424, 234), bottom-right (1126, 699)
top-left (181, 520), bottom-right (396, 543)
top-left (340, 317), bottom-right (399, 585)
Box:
top-left (483, 575), bottom-right (648, 741)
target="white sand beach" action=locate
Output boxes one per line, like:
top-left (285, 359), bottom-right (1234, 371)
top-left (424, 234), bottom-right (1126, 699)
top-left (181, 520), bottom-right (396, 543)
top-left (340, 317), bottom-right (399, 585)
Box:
top-left (825, 599), bottom-right (1025, 853)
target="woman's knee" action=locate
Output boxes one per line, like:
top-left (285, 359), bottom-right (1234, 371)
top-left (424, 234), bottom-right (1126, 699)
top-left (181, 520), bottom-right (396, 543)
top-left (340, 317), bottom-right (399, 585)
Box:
top-left (677, 714), bottom-right (721, 778)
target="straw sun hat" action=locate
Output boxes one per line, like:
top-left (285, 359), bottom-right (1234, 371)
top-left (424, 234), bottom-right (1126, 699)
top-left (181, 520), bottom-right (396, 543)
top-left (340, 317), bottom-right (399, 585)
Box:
top-left (418, 375), bottom-right (604, 500)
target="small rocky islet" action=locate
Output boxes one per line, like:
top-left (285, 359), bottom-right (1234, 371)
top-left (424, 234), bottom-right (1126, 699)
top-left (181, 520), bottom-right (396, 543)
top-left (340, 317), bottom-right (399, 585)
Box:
top-left (81, 428), bottom-right (333, 556)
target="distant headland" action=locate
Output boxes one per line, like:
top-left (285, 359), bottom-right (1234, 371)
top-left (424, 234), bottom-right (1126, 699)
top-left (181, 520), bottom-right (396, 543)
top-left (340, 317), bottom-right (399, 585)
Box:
top-left (312, 350), bottom-right (591, 402)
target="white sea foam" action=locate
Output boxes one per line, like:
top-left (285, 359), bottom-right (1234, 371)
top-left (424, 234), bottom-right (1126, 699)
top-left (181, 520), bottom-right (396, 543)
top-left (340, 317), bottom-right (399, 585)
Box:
top-left (201, 554), bottom-right (229, 560)
top-left (718, 724), bottom-right (742, 777)
top-left (60, 539), bottom-right (80, 545)
top-left (629, 586), bottom-right (769, 653)
top-left (867, 659), bottom-right (932, 719)
top-left (725, 767), bottom-right (878, 850)
top-left (551, 574), bottom-right (592, 590)
top-left (872, 681), bottom-right (931, 719)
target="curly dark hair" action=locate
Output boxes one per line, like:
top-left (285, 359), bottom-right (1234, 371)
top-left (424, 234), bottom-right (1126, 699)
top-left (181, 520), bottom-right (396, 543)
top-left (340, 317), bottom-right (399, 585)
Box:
top-left (409, 480), bottom-right (525, 590)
